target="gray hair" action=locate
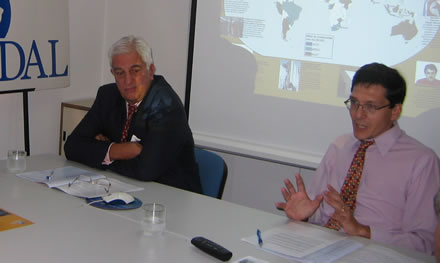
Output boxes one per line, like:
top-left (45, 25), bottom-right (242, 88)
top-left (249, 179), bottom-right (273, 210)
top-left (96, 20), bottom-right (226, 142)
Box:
top-left (108, 35), bottom-right (154, 68)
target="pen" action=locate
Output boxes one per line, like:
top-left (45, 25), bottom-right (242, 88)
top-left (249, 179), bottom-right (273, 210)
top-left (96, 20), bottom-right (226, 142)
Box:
top-left (46, 170), bottom-right (54, 181)
top-left (257, 229), bottom-right (263, 247)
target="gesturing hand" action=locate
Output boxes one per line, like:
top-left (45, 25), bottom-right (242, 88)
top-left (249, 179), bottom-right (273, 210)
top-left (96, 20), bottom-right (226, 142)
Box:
top-left (275, 174), bottom-right (323, 221)
top-left (324, 185), bottom-right (371, 238)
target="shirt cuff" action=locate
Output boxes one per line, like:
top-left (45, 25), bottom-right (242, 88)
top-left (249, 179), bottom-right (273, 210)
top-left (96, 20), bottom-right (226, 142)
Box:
top-left (102, 143), bottom-right (114, 165)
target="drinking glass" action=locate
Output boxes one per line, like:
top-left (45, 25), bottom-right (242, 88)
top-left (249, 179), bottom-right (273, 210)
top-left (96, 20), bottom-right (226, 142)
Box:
top-left (142, 203), bottom-right (166, 236)
top-left (6, 150), bottom-right (26, 173)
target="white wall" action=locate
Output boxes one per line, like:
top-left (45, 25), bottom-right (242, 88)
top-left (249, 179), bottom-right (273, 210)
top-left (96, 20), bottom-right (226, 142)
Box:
top-left (64, 0), bottom-right (107, 101)
top-left (0, 0), bottom-right (316, 215)
top-left (218, 151), bottom-right (316, 216)
top-left (0, 93), bottom-right (26, 155)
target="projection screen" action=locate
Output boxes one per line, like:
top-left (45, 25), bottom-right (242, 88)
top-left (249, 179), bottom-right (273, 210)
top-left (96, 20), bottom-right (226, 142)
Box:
top-left (187, 0), bottom-right (440, 168)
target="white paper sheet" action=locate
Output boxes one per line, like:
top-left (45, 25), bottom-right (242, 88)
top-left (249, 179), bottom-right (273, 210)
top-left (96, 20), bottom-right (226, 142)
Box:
top-left (17, 166), bottom-right (105, 188)
top-left (57, 177), bottom-right (144, 198)
top-left (17, 166), bottom-right (143, 198)
top-left (242, 222), bottom-right (363, 263)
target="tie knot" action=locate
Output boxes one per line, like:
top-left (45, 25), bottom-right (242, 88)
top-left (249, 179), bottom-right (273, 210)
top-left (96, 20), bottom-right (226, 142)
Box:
top-left (128, 104), bottom-right (137, 115)
top-left (360, 140), bottom-right (375, 150)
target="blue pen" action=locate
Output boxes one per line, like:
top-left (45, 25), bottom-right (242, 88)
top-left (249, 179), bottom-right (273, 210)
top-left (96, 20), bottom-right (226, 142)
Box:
top-left (256, 229), bottom-right (263, 247)
top-left (46, 170), bottom-right (54, 181)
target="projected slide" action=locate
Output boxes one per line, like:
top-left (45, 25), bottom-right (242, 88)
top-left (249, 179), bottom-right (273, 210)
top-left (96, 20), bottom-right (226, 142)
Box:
top-left (188, 0), bottom-right (440, 166)
top-left (220, 0), bottom-right (440, 117)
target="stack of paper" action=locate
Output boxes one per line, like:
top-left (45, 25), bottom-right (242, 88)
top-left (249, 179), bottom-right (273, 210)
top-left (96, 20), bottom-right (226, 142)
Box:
top-left (243, 222), bottom-right (424, 263)
top-left (242, 222), bottom-right (362, 263)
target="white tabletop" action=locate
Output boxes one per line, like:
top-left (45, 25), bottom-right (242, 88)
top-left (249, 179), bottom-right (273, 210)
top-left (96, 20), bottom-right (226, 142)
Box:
top-left (0, 154), bottom-right (435, 262)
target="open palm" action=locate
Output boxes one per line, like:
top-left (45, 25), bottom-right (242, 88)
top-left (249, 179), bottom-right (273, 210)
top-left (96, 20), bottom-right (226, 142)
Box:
top-left (275, 174), bottom-right (323, 221)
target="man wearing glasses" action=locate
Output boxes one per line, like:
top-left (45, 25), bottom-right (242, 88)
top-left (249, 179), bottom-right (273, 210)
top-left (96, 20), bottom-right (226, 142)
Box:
top-left (276, 63), bottom-right (440, 254)
top-left (64, 35), bottom-right (202, 194)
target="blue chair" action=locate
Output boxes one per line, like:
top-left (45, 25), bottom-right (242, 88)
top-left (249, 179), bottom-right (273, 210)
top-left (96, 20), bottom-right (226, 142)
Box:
top-left (194, 147), bottom-right (228, 199)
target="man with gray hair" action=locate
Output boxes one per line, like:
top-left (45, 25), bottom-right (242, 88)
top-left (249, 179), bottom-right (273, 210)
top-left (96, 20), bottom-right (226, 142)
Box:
top-left (65, 35), bottom-right (202, 194)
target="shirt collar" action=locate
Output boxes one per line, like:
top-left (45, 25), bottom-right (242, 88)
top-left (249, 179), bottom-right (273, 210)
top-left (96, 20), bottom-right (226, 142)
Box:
top-left (373, 122), bottom-right (402, 156)
top-left (124, 101), bottom-right (142, 118)
top-left (350, 122), bottom-right (402, 156)
top-left (125, 100), bottom-right (142, 110)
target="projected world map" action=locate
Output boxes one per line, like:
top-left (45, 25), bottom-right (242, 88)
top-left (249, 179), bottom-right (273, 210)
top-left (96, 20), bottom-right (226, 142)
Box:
top-left (223, 0), bottom-right (436, 67)
top-left (277, 0), bottom-right (417, 38)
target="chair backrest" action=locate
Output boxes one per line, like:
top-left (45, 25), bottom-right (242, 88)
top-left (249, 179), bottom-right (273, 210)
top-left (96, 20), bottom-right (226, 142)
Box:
top-left (194, 147), bottom-right (228, 199)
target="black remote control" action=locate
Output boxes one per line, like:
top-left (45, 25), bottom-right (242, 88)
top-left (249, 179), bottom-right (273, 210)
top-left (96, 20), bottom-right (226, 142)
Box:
top-left (191, 236), bottom-right (233, 261)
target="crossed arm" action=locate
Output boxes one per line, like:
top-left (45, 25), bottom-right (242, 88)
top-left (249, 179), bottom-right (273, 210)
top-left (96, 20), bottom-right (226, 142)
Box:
top-left (94, 134), bottom-right (142, 161)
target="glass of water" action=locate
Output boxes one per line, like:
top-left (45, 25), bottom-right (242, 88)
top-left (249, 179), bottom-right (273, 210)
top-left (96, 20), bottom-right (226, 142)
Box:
top-left (6, 150), bottom-right (27, 173)
top-left (142, 203), bottom-right (166, 236)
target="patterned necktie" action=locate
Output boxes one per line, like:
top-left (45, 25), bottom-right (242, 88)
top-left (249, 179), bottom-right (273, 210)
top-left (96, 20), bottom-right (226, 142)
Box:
top-left (120, 104), bottom-right (137, 142)
top-left (325, 140), bottom-right (375, 230)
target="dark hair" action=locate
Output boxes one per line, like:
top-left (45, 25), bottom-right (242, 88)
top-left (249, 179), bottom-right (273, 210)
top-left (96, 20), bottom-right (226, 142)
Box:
top-left (351, 62), bottom-right (406, 108)
top-left (424, 63), bottom-right (438, 74)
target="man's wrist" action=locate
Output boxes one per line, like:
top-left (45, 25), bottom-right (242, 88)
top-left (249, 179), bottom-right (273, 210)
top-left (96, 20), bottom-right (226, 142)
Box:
top-left (102, 143), bottom-right (114, 165)
top-left (357, 224), bottom-right (371, 239)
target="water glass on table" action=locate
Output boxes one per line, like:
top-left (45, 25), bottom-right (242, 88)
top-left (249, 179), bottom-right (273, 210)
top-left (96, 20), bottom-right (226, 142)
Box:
top-left (6, 150), bottom-right (26, 173)
top-left (142, 203), bottom-right (166, 236)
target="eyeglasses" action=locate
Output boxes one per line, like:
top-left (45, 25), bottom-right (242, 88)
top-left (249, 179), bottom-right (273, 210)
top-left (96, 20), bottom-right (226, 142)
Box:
top-left (68, 175), bottom-right (111, 193)
top-left (344, 98), bottom-right (390, 114)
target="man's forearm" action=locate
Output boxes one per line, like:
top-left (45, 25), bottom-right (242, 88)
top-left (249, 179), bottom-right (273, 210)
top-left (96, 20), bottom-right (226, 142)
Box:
top-left (109, 142), bottom-right (142, 161)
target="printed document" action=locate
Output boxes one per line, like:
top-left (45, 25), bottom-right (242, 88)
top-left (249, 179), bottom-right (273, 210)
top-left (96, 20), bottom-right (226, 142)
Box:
top-left (242, 222), bottom-right (362, 263)
top-left (17, 166), bottom-right (143, 198)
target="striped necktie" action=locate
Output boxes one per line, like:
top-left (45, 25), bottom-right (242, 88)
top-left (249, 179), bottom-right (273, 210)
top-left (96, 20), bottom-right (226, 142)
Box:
top-left (120, 104), bottom-right (137, 142)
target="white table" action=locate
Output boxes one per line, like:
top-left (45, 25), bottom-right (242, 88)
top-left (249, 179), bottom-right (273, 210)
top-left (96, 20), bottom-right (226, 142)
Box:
top-left (0, 154), bottom-right (435, 262)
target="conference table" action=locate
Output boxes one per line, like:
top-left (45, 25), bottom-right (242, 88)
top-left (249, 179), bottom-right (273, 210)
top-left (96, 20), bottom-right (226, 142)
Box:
top-left (0, 154), bottom-right (435, 262)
